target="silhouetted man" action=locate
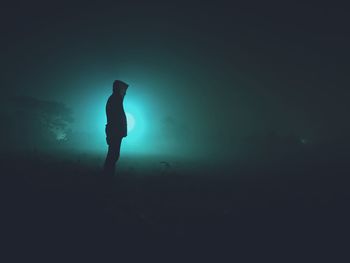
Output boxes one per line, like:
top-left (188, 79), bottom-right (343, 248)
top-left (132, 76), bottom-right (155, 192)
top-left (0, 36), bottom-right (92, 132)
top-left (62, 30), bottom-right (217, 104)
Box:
top-left (103, 80), bottom-right (128, 176)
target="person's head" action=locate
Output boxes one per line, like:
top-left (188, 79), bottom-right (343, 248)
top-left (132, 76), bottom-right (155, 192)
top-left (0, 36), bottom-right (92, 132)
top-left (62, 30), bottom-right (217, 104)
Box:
top-left (113, 80), bottom-right (129, 97)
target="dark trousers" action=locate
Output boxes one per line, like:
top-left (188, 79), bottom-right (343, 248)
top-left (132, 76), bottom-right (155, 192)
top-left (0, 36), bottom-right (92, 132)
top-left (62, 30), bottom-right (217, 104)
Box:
top-left (103, 137), bottom-right (123, 176)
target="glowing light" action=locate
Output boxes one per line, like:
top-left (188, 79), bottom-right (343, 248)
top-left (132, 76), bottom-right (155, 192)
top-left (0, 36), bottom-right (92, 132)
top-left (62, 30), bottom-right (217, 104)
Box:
top-left (52, 128), bottom-right (67, 141)
top-left (126, 112), bottom-right (135, 132)
top-left (300, 138), bottom-right (310, 144)
top-left (87, 86), bottom-right (148, 154)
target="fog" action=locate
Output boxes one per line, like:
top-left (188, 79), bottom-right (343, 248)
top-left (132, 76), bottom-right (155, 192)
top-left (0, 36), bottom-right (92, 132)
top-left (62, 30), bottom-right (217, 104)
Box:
top-left (1, 1), bottom-right (349, 170)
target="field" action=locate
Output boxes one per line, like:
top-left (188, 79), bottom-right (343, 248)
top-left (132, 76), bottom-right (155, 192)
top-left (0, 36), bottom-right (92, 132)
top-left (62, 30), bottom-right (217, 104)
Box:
top-left (1, 144), bottom-right (349, 261)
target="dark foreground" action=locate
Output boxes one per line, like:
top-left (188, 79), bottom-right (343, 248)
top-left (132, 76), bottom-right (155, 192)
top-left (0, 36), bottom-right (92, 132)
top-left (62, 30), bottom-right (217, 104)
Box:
top-left (1, 147), bottom-right (350, 262)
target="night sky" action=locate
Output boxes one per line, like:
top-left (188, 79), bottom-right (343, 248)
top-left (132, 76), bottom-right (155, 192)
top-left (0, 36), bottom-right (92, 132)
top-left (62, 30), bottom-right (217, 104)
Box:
top-left (1, 1), bottom-right (349, 165)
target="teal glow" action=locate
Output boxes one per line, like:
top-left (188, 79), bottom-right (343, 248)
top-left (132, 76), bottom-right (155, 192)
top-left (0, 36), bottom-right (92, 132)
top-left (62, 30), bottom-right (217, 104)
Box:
top-left (122, 97), bottom-right (148, 154)
top-left (126, 112), bottom-right (135, 132)
top-left (74, 84), bottom-right (150, 155)
top-left (67, 80), bottom-right (193, 158)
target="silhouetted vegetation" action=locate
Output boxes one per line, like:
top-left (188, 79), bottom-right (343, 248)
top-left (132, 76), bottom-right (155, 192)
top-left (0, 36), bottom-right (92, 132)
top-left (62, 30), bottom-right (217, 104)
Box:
top-left (0, 95), bottom-right (73, 151)
top-left (1, 140), bottom-right (349, 260)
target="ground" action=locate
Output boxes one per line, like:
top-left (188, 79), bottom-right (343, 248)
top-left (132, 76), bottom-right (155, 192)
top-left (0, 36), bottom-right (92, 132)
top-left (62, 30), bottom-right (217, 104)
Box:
top-left (1, 147), bottom-right (349, 261)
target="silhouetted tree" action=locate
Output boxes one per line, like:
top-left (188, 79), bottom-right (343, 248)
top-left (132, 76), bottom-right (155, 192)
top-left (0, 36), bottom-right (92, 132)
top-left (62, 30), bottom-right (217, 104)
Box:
top-left (3, 95), bottom-right (73, 150)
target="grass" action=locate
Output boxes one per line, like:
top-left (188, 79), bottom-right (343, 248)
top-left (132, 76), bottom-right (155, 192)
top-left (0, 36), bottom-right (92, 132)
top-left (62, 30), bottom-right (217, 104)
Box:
top-left (1, 144), bottom-right (349, 260)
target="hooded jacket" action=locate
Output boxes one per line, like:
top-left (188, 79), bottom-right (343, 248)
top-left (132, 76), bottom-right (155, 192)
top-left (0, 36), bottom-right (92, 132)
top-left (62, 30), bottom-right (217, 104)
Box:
top-left (105, 92), bottom-right (127, 141)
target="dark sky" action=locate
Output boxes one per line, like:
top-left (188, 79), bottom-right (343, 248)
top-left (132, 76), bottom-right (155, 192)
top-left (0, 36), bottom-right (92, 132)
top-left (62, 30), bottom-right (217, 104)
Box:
top-left (1, 1), bottom-right (349, 162)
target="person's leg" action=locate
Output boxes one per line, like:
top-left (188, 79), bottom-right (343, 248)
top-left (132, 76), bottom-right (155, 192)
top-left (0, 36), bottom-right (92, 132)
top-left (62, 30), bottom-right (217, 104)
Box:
top-left (103, 145), bottom-right (116, 176)
top-left (103, 137), bottom-right (122, 176)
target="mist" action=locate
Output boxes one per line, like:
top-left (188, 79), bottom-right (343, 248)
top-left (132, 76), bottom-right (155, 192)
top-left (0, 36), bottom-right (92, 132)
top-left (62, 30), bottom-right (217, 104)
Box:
top-left (2, 2), bottom-right (349, 170)
top-left (1, 1), bottom-right (350, 259)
